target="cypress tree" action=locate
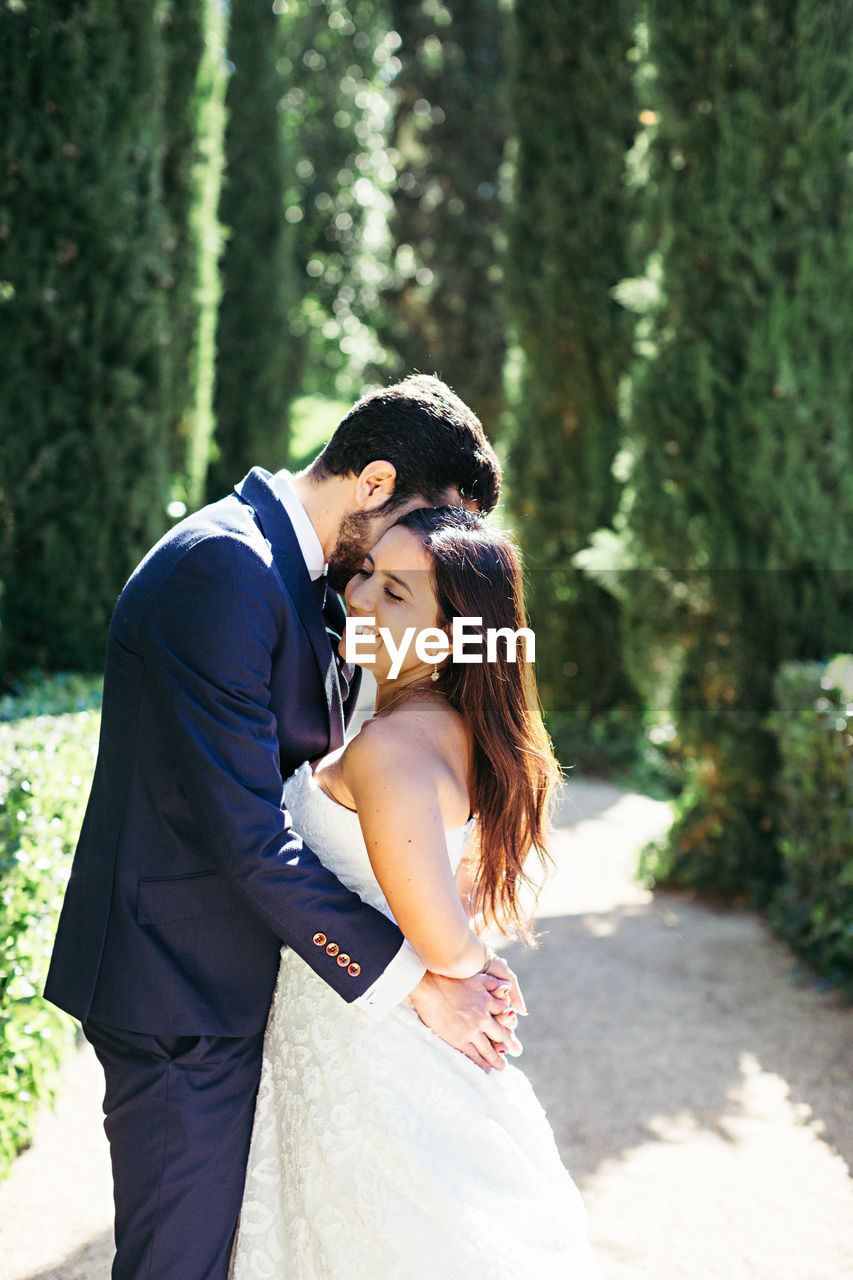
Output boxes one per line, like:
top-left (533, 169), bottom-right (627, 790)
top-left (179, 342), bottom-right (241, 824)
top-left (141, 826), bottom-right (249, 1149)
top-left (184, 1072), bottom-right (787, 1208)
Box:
top-left (378, 0), bottom-right (510, 430)
top-left (618, 0), bottom-right (853, 896)
top-left (206, 0), bottom-right (300, 500)
top-left (275, 0), bottom-right (399, 404)
top-left (0, 2), bottom-right (174, 676)
top-left (208, 0), bottom-right (407, 496)
top-left (162, 0), bottom-right (228, 510)
top-left (505, 0), bottom-right (642, 769)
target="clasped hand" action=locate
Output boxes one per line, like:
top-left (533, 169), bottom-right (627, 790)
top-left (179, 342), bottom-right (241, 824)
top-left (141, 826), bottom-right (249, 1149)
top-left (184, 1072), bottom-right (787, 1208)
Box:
top-left (409, 953), bottom-right (526, 1074)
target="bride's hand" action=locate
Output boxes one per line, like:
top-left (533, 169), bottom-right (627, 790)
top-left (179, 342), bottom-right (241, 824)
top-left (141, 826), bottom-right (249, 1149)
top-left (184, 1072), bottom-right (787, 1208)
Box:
top-left (408, 970), bottom-right (523, 1074)
top-left (482, 953), bottom-right (527, 1019)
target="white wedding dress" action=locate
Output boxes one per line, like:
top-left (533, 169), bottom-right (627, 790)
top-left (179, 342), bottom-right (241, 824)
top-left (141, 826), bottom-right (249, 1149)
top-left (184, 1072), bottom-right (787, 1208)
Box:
top-left (231, 763), bottom-right (601, 1280)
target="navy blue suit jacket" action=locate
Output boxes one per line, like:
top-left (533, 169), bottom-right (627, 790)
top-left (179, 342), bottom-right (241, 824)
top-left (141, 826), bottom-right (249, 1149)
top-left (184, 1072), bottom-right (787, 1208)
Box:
top-left (45, 468), bottom-right (405, 1036)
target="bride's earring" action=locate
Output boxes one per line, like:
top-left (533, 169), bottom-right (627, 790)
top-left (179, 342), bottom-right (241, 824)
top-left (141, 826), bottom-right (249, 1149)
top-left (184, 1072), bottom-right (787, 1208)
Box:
top-left (431, 663), bottom-right (440, 682)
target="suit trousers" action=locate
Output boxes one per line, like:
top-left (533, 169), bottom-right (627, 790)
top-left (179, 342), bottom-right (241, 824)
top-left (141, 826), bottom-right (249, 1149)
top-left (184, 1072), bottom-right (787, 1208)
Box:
top-left (83, 1019), bottom-right (265, 1280)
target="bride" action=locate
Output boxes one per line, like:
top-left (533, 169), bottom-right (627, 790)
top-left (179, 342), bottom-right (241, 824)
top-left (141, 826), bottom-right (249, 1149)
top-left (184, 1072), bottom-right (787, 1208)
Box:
top-left (231, 507), bottom-right (601, 1279)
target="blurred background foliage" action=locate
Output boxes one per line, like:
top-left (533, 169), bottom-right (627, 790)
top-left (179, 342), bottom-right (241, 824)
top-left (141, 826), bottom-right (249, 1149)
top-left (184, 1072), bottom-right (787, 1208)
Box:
top-left (2, 0), bottom-right (853, 1022)
top-left (0, 674), bottom-right (102, 1178)
top-left (506, 0), bottom-right (643, 774)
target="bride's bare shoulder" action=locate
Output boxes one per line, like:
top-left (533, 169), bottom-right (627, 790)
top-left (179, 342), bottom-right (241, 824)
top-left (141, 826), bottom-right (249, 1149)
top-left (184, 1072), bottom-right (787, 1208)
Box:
top-left (351, 698), bottom-right (469, 765)
top-left (341, 700), bottom-right (471, 825)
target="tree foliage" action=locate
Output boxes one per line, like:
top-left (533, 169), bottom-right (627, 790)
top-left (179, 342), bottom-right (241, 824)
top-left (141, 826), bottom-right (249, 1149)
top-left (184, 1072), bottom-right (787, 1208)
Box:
top-left (206, 0), bottom-right (301, 499)
top-left (613, 1), bottom-right (853, 896)
top-left (276, 0), bottom-right (401, 401)
top-left (505, 0), bottom-right (642, 770)
top-left (0, 1), bottom-right (175, 675)
top-left (162, 0), bottom-right (228, 509)
top-left (378, 0), bottom-right (510, 431)
top-left (208, 0), bottom-right (401, 499)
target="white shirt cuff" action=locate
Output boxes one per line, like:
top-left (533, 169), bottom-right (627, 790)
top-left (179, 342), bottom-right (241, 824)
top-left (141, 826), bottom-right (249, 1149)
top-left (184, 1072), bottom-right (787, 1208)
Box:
top-left (354, 939), bottom-right (426, 1020)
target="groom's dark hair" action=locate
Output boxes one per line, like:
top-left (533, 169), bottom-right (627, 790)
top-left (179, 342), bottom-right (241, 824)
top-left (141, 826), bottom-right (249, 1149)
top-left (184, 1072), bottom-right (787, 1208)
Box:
top-left (309, 374), bottom-right (501, 514)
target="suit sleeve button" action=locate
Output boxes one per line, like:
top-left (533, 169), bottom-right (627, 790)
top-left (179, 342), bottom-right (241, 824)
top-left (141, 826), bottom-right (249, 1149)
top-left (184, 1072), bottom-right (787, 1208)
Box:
top-left (347, 962), bottom-right (361, 977)
top-left (326, 942), bottom-right (339, 957)
top-left (312, 933), bottom-right (327, 947)
top-left (336, 953), bottom-right (350, 967)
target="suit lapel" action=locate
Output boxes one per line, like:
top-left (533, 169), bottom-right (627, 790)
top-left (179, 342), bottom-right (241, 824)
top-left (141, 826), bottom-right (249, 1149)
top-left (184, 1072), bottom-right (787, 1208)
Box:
top-left (234, 468), bottom-right (345, 751)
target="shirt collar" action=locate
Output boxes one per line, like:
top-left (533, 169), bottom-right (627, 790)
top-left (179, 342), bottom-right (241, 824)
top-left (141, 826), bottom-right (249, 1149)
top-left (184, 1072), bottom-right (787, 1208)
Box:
top-left (269, 470), bottom-right (326, 581)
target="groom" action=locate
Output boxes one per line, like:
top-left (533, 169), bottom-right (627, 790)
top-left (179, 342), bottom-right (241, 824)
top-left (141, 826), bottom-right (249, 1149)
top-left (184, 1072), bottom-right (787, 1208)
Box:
top-left (45, 375), bottom-right (522, 1280)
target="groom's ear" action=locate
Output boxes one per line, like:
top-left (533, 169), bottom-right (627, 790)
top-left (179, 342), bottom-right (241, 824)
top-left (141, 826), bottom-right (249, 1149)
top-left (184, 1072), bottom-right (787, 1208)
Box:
top-left (353, 460), bottom-right (397, 511)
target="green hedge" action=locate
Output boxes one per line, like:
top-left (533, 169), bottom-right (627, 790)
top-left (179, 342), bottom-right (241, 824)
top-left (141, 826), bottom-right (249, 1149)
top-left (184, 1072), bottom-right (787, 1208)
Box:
top-left (0, 675), bottom-right (101, 1181)
top-left (765, 656), bottom-right (853, 994)
top-left (640, 652), bottom-right (853, 994)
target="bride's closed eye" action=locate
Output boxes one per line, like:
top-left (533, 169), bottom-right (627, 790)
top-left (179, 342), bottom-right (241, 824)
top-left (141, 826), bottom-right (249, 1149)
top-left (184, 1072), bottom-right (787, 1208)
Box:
top-left (354, 566), bottom-right (403, 603)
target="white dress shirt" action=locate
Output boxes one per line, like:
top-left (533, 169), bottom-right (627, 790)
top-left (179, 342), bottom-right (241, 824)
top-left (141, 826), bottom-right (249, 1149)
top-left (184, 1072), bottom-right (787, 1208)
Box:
top-left (270, 470), bottom-right (426, 1018)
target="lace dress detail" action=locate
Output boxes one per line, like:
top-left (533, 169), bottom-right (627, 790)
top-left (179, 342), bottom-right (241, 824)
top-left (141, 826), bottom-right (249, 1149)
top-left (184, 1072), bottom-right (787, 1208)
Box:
top-left (231, 763), bottom-right (600, 1280)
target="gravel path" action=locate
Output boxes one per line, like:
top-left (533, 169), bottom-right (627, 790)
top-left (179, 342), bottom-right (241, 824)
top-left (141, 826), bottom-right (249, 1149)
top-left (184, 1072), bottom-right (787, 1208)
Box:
top-left (1, 777), bottom-right (852, 1279)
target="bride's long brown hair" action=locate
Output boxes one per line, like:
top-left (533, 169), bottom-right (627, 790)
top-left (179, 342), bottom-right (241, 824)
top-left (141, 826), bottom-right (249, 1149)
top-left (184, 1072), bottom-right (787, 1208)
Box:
top-left (395, 507), bottom-right (561, 939)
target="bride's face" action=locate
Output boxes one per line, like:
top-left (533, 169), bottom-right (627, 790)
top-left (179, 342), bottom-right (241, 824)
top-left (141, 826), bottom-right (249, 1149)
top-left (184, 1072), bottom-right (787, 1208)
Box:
top-left (341, 525), bottom-right (444, 683)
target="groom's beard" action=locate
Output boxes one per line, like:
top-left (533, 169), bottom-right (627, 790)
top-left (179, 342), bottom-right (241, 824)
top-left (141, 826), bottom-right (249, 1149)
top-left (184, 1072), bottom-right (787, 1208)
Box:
top-left (326, 509), bottom-right (390, 593)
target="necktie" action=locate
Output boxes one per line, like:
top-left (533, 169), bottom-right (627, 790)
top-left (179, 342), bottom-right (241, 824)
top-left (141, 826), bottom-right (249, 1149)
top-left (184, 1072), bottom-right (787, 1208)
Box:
top-left (319, 580), bottom-right (355, 704)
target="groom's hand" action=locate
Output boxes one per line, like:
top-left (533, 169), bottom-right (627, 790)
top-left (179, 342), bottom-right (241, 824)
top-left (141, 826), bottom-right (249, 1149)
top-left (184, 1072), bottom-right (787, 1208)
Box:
top-left (409, 966), bottom-right (525, 1074)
